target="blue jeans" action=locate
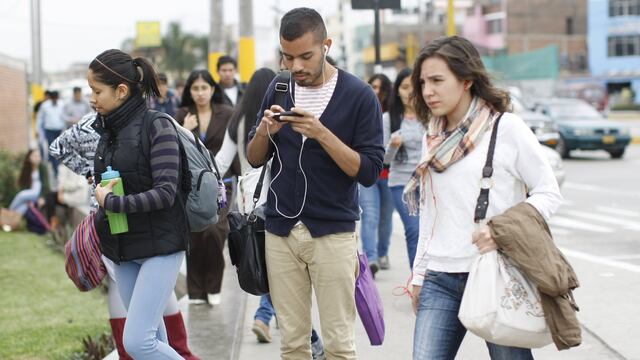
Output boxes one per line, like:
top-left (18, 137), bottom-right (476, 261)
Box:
top-left (44, 129), bottom-right (62, 176)
top-left (9, 188), bottom-right (40, 215)
top-left (254, 294), bottom-right (275, 325)
top-left (114, 251), bottom-right (185, 359)
top-left (413, 271), bottom-right (534, 360)
top-left (390, 185), bottom-right (419, 269)
top-left (358, 178), bottom-right (394, 262)
top-left (254, 294), bottom-right (320, 342)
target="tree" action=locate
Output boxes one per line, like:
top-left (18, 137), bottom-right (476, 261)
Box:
top-left (161, 22), bottom-right (208, 81)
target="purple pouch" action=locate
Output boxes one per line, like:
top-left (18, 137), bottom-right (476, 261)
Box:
top-left (355, 252), bottom-right (385, 345)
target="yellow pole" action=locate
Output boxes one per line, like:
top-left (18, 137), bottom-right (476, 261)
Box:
top-left (238, 0), bottom-right (255, 83)
top-left (208, 52), bottom-right (223, 82)
top-left (238, 37), bottom-right (256, 83)
top-left (447, 0), bottom-right (456, 36)
top-left (406, 33), bottom-right (416, 66)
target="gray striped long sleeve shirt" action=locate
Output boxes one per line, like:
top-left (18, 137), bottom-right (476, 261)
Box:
top-left (104, 118), bottom-right (180, 213)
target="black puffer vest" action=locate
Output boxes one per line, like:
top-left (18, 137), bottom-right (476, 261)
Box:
top-left (93, 95), bottom-right (188, 263)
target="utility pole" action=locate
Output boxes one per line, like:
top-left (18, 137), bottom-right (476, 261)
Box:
top-left (30, 0), bottom-right (44, 103)
top-left (239, 0), bottom-right (256, 83)
top-left (209, 0), bottom-right (224, 81)
top-left (447, 0), bottom-right (456, 36)
top-left (373, 0), bottom-right (382, 73)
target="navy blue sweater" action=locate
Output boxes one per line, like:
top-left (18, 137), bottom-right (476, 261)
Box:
top-left (249, 69), bottom-right (384, 238)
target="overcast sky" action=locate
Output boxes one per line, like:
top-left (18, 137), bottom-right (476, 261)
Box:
top-left (0, 0), bottom-right (379, 72)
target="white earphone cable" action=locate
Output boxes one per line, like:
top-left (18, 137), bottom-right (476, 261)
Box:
top-left (265, 46), bottom-right (330, 219)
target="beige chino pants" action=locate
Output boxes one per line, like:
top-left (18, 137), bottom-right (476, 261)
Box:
top-left (266, 223), bottom-right (359, 360)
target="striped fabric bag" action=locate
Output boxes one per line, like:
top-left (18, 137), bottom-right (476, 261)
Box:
top-left (64, 212), bottom-right (106, 291)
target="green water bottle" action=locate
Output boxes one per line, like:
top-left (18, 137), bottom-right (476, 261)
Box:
top-left (101, 166), bottom-right (128, 234)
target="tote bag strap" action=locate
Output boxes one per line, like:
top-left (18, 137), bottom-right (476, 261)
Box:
top-left (252, 165), bottom-right (268, 207)
top-left (474, 113), bottom-right (503, 223)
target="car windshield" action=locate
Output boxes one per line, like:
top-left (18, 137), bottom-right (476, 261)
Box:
top-left (548, 102), bottom-right (602, 120)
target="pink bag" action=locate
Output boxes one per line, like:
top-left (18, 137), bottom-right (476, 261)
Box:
top-left (355, 252), bottom-right (385, 345)
top-left (64, 212), bottom-right (106, 291)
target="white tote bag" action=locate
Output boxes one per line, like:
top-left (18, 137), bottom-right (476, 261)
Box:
top-left (236, 161), bottom-right (270, 215)
top-left (458, 250), bottom-right (553, 349)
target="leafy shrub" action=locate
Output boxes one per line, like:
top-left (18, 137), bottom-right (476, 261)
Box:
top-left (611, 103), bottom-right (640, 111)
top-left (0, 150), bottom-right (21, 208)
top-left (69, 332), bottom-right (115, 360)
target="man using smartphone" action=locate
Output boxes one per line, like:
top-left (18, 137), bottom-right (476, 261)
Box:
top-left (247, 7), bottom-right (384, 359)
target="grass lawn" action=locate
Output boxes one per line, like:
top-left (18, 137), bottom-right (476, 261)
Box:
top-left (0, 231), bottom-right (109, 359)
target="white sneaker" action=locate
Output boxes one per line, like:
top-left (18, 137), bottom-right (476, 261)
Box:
top-left (208, 293), bottom-right (222, 305)
top-left (188, 298), bottom-right (207, 305)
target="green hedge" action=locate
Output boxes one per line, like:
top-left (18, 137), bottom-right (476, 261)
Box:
top-left (610, 103), bottom-right (640, 111)
top-left (0, 150), bottom-right (22, 208)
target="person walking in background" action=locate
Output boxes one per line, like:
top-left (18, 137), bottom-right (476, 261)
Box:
top-left (408, 36), bottom-right (562, 359)
top-left (63, 87), bottom-right (92, 126)
top-left (90, 49), bottom-right (189, 359)
top-left (49, 112), bottom-right (199, 360)
top-left (215, 67), bottom-right (276, 176)
top-left (217, 56), bottom-right (244, 107)
top-left (385, 68), bottom-right (424, 269)
top-left (247, 8), bottom-right (384, 359)
top-left (360, 73), bottom-right (395, 276)
top-left (175, 69), bottom-right (235, 306)
top-left (148, 73), bottom-right (179, 117)
top-left (37, 90), bottom-right (65, 177)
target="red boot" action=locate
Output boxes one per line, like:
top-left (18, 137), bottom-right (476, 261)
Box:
top-left (109, 318), bottom-right (133, 360)
top-left (165, 312), bottom-right (200, 360)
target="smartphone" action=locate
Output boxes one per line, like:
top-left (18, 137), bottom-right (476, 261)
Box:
top-left (271, 111), bottom-right (304, 122)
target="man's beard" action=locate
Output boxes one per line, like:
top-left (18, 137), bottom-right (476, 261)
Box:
top-left (293, 68), bottom-right (323, 87)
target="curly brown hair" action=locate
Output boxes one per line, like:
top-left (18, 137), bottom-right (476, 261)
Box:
top-left (411, 36), bottom-right (510, 127)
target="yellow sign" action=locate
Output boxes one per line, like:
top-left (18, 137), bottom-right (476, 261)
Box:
top-left (363, 43), bottom-right (400, 63)
top-left (136, 21), bottom-right (162, 48)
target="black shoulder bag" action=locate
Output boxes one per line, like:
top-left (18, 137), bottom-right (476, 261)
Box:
top-left (227, 70), bottom-right (290, 296)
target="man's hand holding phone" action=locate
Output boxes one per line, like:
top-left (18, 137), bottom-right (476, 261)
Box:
top-left (271, 110), bottom-right (304, 122)
top-left (256, 105), bottom-right (288, 137)
top-left (285, 107), bottom-right (329, 141)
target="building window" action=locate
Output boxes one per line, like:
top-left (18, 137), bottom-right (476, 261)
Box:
top-left (608, 35), bottom-right (640, 56)
top-left (609, 0), bottom-right (640, 17)
top-left (566, 17), bottom-right (574, 35)
top-left (488, 19), bottom-right (502, 34)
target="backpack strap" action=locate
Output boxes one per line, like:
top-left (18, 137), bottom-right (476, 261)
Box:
top-left (143, 109), bottom-right (191, 194)
top-left (474, 113), bottom-right (503, 223)
top-left (273, 70), bottom-right (291, 110)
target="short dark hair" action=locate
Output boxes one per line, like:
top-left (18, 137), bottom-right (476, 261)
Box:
top-left (280, 7), bottom-right (327, 43)
top-left (72, 87), bottom-right (82, 93)
top-left (217, 56), bottom-right (237, 71)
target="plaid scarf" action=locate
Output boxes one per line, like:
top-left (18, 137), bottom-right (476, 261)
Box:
top-left (403, 97), bottom-right (500, 215)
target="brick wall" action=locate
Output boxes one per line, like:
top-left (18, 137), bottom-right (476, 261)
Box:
top-left (0, 54), bottom-right (29, 154)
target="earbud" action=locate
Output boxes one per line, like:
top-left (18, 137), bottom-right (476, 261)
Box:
top-left (323, 45), bottom-right (329, 55)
